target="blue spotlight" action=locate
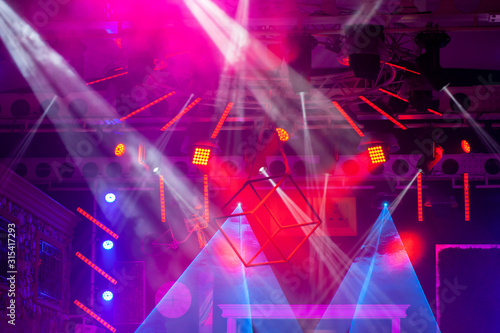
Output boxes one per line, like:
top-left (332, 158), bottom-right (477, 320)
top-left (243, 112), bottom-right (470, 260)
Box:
top-left (383, 202), bottom-right (388, 207)
top-left (105, 192), bottom-right (116, 203)
top-left (102, 240), bottom-right (114, 250)
top-left (102, 291), bottom-right (113, 301)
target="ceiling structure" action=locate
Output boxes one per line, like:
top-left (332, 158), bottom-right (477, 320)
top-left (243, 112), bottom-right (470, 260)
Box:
top-left (2, 0), bottom-right (500, 187)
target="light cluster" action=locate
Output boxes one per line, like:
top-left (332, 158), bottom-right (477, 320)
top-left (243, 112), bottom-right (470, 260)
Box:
top-left (114, 143), bottom-right (126, 157)
top-left (192, 148), bottom-right (211, 165)
top-left (368, 145), bottom-right (387, 164)
top-left (276, 128), bottom-right (289, 142)
top-left (461, 140), bottom-right (471, 154)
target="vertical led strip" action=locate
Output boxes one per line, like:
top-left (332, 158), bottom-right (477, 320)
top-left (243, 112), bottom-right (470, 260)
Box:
top-left (159, 175), bottom-right (166, 223)
top-left (120, 91), bottom-right (176, 121)
top-left (417, 173), bottom-right (423, 221)
top-left (332, 101), bottom-right (364, 137)
top-left (161, 97), bottom-right (202, 131)
top-left (77, 208), bottom-right (119, 239)
top-left (204, 174), bottom-right (209, 224)
top-left (75, 252), bottom-right (117, 284)
top-left (74, 300), bottom-right (117, 332)
top-left (211, 102), bottom-right (234, 138)
top-left (358, 95), bottom-right (407, 130)
top-left (464, 173), bottom-right (470, 221)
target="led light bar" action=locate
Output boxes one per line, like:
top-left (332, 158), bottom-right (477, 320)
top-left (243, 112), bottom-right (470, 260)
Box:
top-left (417, 173), bottom-right (423, 222)
top-left (204, 174), bottom-right (209, 224)
top-left (120, 91), bottom-right (176, 121)
top-left (160, 97), bottom-right (202, 131)
top-left (464, 173), bottom-right (470, 221)
top-left (383, 62), bottom-right (420, 75)
top-left (77, 207), bottom-right (118, 239)
top-left (159, 175), bottom-right (166, 223)
top-left (367, 145), bottom-right (386, 164)
top-left (86, 72), bottom-right (127, 86)
top-left (378, 88), bottom-right (409, 102)
top-left (192, 147), bottom-right (211, 166)
top-left (332, 101), bottom-right (364, 137)
top-left (74, 300), bottom-right (116, 332)
top-left (359, 95), bottom-right (407, 130)
top-left (75, 252), bottom-right (117, 285)
top-left (427, 108), bottom-right (443, 116)
top-left (211, 102), bottom-right (234, 139)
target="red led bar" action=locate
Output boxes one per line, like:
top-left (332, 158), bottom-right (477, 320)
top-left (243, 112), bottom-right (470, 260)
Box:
top-left (159, 175), bottom-right (166, 223)
top-left (120, 91), bottom-right (176, 121)
top-left (368, 145), bottom-right (386, 164)
top-left (75, 252), bottom-right (117, 285)
top-left (138, 144), bottom-right (146, 165)
top-left (204, 174), bottom-right (209, 223)
top-left (378, 88), bottom-right (409, 102)
top-left (160, 98), bottom-right (202, 131)
top-left (464, 173), bottom-right (470, 221)
top-left (332, 101), bottom-right (364, 137)
top-left (211, 102), bottom-right (234, 139)
top-left (427, 108), bottom-right (443, 116)
top-left (417, 173), bottom-right (423, 222)
top-left (359, 95), bottom-right (407, 130)
top-left (86, 72), bottom-right (127, 86)
top-left (192, 147), bottom-right (211, 165)
top-left (383, 62), bottom-right (420, 75)
top-left (77, 207), bottom-right (119, 239)
top-left (74, 300), bottom-right (116, 332)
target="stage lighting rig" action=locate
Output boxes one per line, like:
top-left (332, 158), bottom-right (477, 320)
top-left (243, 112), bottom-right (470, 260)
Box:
top-left (415, 28), bottom-right (450, 91)
top-left (417, 142), bottom-right (443, 174)
top-left (191, 141), bottom-right (218, 166)
top-left (359, 133), bottom-right (399, 165)
top-left (345, 25), bottom-right (384, 80)
top-left (285, 35), bottom-right (317, 94)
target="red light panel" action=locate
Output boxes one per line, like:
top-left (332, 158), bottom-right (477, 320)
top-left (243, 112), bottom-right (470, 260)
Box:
top-left (114, 143), bottom-right (126, 157)
top-left (461, 140), bottom-right (471, 154)
top-left (276, 128), bottom-right (290, 142)
top-left (160, 97), bottom-right (202, 131)
top-left (203, 174), bottom-right (209, 224)
top-left (75, 252), bottom-right (117, 285)
top-left (368, 145), bottom-right (386, 164)
top-left (464, 173), bottom-right (470, 221)
top-left (77, 207), bottom-right (119, 239)
top-left (192, 148), bottom-right (211, 165)
top-left (332, 101), bottom-right (364, 137)
top-left (86, 72), bottom-right (127, 86)
top-left (427, 108), bottom-right (443, 116)
top-left (359, 96), bottom-right (407, 130)
top-left (120, 91), bottom-right (176, 121)
top-left (211, 102), bottom-right (234, 139)
top-left (74, 300), bottom-right (116, 332)
top-left (159, 175), bottom-right (166, 223)
top-left (378, 88), bottom-right (409, 102)
top-left (417, 173), bottom-right (423, 222)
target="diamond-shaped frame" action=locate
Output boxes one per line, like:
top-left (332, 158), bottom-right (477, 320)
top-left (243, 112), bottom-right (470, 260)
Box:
top-left (214, 172), bottom-right (322, 267)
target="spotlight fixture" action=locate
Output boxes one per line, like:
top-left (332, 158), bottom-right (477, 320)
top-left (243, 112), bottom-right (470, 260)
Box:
top-left (359, 133), bottom-right (399, 165)
top-left (191, 141), bottom-right (218, 166)
top-left (105, 193), bottom-right (116, 203)
top-left (415, 29), bottom-right (450, 91)
top-left (114, 143), bottom-right (126, 157)
top-left (345, 25), bottom-right (384, 80)
top-left (417, 142), bottom-right (443, 174)
top-left (102, 291), bottom-right (114, 301)
top-left (285, 35), bottom-right (318, 94)
top-left (461, 140), bottom-right (471, 154)
top-left (102, 240), bottom-right (114, 250)
top-left (276, 127), bottom-right (290, 142)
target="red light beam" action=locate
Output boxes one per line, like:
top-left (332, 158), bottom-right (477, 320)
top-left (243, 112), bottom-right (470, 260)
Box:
top-left (160, 97), bottom-right (202, 131)
top-left (77, 207), bottom-right (118, 239)
top-left (74, 300), bottom-right (116, 332)
top-left (120, 91), bottom-right (176, 121)
top-left (427, 108), bottom-right (443, 116)
top-left (332, 101), bottom-right (364, 137)
top-left (359, 95), bottom-right (407, 130)
top-left (75, 252), bottom-right (117, 285)
top-left (211, 102), bottom-right (234, 138)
